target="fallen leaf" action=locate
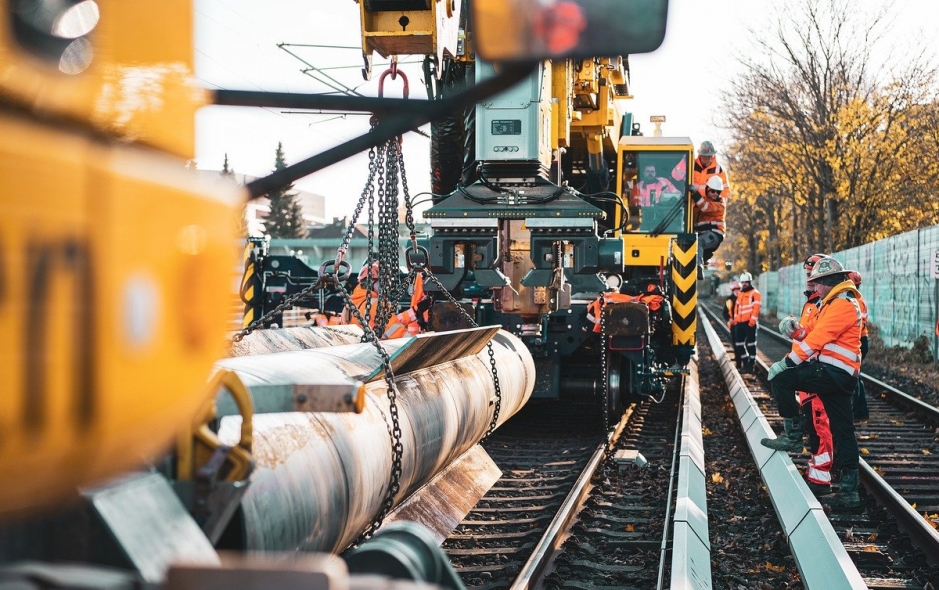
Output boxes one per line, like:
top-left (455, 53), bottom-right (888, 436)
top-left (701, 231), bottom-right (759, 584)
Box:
top-left (860, 448), bottom-right (870, 455)
top-left (862, 545), bottom-right (879, 552)
top-left (626, 523), bottom-right (635, 532)
top-left (844, 526), bottom-right (855, 541)
top-left (765, 562), bottom-right (786, 573)
top-left (922, 449), bottom-right (932, 455)
top-left (711, 472), bottom-right (724, 484)
top-left (702, 427), bottom-right (713, 436)
top-left (867, 533), bottom-right (879, 541)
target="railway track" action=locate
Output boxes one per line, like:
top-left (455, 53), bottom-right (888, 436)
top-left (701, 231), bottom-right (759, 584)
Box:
top-left (439, 305), bottom-right (939, 589)
top-left (701, 300), bottom-right (939, 586)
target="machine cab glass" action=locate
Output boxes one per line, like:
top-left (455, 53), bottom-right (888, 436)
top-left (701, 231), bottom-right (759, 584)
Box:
top-left (618, 144), bottom-right (691, 234)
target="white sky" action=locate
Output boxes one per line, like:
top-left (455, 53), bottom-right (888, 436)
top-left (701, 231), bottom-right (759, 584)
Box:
top-left (194, 0), bottom-right (938, 220)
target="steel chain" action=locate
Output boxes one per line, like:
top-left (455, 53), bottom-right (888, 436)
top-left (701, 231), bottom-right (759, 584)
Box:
top-left (421, 272), bottom-right (504, 439)
top-left (601, 296), bottom-right (609, 431)
top-left (341, 124), bottom-right (405, 544)
top-left (336, 277), bottom-right (403, 545)
top-left (230, 281), bottom-right (323, 343)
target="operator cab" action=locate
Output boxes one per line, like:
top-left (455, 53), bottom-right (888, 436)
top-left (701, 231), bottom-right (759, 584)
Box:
top-left (617, 136), bottom-right (693, 235)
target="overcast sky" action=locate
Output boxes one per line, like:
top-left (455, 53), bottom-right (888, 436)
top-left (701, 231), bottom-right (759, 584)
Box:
top-left (193, 0), bottom-right (938, 220)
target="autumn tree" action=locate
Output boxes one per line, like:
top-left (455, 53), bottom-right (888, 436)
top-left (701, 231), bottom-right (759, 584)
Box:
top-left (263, 143), bottom-right (308, 239)
top-left (721, 0), bottom-right (939, 268)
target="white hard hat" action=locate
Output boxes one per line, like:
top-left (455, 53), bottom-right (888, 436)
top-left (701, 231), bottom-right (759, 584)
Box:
top-left (806, 256), bottom-right (846, 284)
top-left (705, 175), bottom-right (724, 192)
top-left (738, 271), bottom-right (753, 283)
top-left (698, 141), bottom-right (716, 157)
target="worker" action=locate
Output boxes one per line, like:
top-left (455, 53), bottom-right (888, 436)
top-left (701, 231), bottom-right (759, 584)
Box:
top-left (344, 260), bottom-right (433, 339)
top-left (724, 281), bottom-right (740, 333)
top-left (779, 253), bottom-right (831, 494)
top-left (847, 270), bottom-right (870, 422)
top-left (692, 175), bottom-right (726, 279)
top-left (761, 256), bottom-right (864, 509)
top-left (691, 140), bottom-right (730, 200)
top-left (635, 163), bottom-right (678, 206)
top-left (732, 272), bottom-right (761, 373)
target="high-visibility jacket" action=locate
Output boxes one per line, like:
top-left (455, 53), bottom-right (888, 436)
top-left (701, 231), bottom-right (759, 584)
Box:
top-left (732, 286), bottom-right (761, 325)
top-left (586, 291), bottom-right (665, 333)
top-left (787, 281), bottom-right (864, 377)
top-left (344, 285), bottom-right (421, 339)
top-left (691, 191), bottom-right (726, 235)
top-left (691, 156), bottom-right (730, 199)
top-left (635, 177), bottom-right (678, 206)
top-left (791, 292), bottom-right (820, 340)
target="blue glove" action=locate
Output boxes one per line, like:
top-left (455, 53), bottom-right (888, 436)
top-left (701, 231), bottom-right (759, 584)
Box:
top-left (767, 359), bottom-right (788, 381)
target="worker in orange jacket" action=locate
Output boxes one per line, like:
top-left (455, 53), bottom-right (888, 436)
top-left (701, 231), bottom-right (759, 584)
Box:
top-left (344, 261), bottom-right (433, 339)
top-left (732, 272), bottom-right (760, 373)
top-left (691, 140), bottom-right (730, 200)
top-left (779, 253), bottom-right (830, 494)
top-left (762, 256), bottom-right (864, 509)
top-left (692, 175), bottom-right (726, 279)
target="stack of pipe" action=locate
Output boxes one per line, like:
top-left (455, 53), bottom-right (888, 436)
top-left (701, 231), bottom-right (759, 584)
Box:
top-left (215, 327), bottom-right (534, 553)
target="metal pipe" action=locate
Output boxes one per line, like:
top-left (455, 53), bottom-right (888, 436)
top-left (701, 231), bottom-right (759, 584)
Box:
top-left (227, 325), bottom-right (363, 357)
top-left (216, 330), bottom-right (534, 553)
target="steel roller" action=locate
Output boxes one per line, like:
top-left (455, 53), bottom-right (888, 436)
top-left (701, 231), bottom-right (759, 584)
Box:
top-left (215, 328), bottom-right (534, 553)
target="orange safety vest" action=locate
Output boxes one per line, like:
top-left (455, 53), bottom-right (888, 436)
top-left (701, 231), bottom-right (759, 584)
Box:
top-left (791, 292), bottom-right (820, 340)
top-left (691, 191), bottom-right (726, 235)
top-left (732, 287), bottom-right (761, 324)
top-left (635, 177), bottom-right (678, 206)
top-left (344, 285), bottom-right (420, 339)
top-left (691, 156), bottom-right (730, 199)
top-left (787, 281), bottom-right (864, 377)
top-left (586, 292), bottom-right (664, 333)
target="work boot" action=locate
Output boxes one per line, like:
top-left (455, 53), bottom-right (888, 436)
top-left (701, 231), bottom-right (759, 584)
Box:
top-left (826, 469), bottom-right (861, 509)
top-left (760, 417), bottom-right (804, 452)
top-left (744, 358), bottom-right (755, 374)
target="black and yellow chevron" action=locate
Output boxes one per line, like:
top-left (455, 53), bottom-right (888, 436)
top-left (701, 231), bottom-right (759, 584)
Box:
top-left (240, 243), bottom-right (261, 328)
top-left (670, 233), bottom-right (697, 347)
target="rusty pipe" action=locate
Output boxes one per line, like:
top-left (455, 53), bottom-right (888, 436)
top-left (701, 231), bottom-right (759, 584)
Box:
top-left (216, 329), bottom-right (534, 553)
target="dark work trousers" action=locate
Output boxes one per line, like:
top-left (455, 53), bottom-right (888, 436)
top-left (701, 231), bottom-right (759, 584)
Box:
top-left (735, 324), bottom-right (757, 360)
top-left (732, 323), bottom-right (748, 364)
top-left (771, 361), bottom-right (859, 470)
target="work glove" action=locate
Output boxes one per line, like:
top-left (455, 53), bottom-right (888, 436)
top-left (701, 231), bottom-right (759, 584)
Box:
top-left (778, 316), bottom-right (800, 337)
top-left (412, 295), bottom-right (434, 328)
top-left (767, 359), bottom-right (788, 381)
top-left (748, 318), bottom-right (757, 328)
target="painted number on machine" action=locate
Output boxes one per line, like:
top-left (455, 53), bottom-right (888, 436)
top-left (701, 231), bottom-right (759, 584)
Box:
top-left (932, 250), bottom-right (939, 279)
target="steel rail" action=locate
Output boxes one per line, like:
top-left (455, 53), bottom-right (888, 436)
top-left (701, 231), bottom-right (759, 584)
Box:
top-left (702, 300), bottom-right (939, 568)
top-left (859, 459), bottom-right (939, 567)
top-left (507, 404), bottom-right (637, 590)
top-left (753, 309), bottom-right (939, 420)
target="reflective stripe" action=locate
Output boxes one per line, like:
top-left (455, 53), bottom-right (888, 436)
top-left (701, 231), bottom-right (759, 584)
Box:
top-left (823, 342), bottom-right (860, 361)
top-left (811, 451), bottom-right (832, 467)
top-left (819, 356), bottom-right (859, 376)
top-left (806, 464), bottom-right (832, 484)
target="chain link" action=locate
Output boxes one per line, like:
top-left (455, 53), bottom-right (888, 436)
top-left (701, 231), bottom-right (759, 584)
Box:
top-left (600, 298), bottom-right (609, 431)
top-left (230, 281), bottom-right (323, 343)
top-left (351, 133), bottom-right (407, 545)
top-left (421, 272), bottom-right (503, 439)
